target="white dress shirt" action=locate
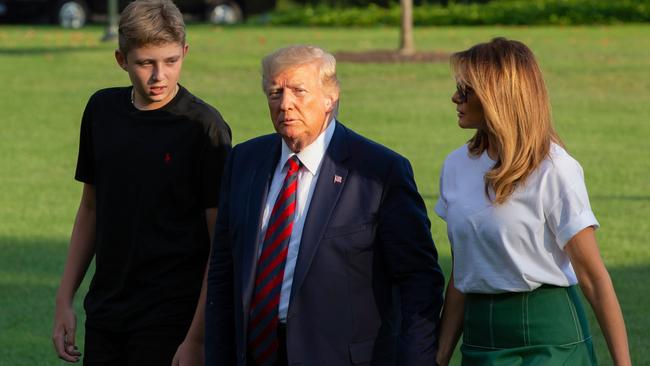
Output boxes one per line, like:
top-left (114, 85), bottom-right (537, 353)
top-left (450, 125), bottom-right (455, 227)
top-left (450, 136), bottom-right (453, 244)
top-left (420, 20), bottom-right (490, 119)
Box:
top-left (257, 119), bottom-right (336, 322)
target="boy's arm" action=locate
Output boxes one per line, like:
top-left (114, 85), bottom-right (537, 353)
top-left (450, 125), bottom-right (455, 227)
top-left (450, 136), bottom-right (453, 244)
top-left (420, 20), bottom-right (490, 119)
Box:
top-left (52, 183), bottom-right (97, 362)
top-left (172, 207), bottom-right (217, 366)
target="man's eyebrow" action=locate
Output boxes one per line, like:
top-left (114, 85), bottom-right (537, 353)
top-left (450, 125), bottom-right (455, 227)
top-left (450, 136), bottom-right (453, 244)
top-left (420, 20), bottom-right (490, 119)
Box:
top-left (267, 81), bottom-right (307, 91)
top-left (285, 83), bottom-right (307, 89)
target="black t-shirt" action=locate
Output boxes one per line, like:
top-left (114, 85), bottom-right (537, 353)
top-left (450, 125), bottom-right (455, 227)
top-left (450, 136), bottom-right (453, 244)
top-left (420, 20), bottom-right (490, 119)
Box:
top-left (75, 85), bottom-right (231, 332)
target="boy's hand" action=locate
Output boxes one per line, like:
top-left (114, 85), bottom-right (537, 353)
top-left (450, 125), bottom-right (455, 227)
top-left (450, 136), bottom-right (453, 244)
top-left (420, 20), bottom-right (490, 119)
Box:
top-left (172, 339), bottom-right (204, 366)
top-left (52, 304), bottom-right (82, 362)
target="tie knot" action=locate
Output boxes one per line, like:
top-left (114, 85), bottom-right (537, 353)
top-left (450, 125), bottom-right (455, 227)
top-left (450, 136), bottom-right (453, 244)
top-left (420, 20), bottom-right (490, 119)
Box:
top-left (286, 155), bottom-right (301, 174)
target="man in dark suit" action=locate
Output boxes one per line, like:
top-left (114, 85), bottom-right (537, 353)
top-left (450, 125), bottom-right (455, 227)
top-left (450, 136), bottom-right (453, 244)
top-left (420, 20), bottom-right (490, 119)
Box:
top-left (206, 45), bottom-right (444, 366)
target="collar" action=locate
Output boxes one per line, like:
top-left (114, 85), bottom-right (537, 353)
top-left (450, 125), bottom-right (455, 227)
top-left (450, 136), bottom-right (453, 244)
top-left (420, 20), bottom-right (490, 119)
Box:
top-left (279, 118), bottom-right (337, 176)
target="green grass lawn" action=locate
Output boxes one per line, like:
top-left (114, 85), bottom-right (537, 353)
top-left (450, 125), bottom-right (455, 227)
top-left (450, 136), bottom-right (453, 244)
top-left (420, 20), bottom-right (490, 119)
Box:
top-left (1, 24), bottom-right (648, 365)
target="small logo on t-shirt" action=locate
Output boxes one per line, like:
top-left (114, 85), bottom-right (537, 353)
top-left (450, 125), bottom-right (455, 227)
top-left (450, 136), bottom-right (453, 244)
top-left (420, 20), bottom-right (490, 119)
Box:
top-left (164, 153), bottom-right (172, 164)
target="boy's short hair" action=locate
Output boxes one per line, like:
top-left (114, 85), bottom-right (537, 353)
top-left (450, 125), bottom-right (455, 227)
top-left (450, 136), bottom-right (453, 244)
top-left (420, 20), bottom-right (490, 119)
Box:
top-left (118, 0), bottom-right (186, 55)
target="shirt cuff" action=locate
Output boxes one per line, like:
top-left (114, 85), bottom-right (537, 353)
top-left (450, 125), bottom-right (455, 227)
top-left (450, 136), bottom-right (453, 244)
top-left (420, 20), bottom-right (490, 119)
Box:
top-left (557, 210), bottom-right (599, 248)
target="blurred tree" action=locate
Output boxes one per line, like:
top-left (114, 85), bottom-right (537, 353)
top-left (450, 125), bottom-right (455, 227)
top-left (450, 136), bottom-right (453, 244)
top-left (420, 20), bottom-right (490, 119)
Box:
top-left (101, 0), bottom-right (118, 41)
top-left (399, 0), bottom-right (414, 55)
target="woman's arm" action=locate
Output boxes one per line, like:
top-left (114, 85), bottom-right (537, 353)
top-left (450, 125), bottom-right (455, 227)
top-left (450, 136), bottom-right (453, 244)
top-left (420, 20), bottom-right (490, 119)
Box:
top-left (565, 226), bottom-right (631, 366)
top-left (436, 270), bottom-right (465, 366)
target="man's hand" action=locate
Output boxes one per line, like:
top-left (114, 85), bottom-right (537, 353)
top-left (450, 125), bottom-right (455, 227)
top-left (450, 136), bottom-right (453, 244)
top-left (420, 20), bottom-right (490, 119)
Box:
top-left (171, 339), bottom-right (204, 366)
top-left (52, 304), bottom-right (81, 362)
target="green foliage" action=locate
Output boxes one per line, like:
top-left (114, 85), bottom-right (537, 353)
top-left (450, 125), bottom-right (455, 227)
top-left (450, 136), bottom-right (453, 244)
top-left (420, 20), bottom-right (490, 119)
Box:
top-left (254, 0), bottom-right (650, 26)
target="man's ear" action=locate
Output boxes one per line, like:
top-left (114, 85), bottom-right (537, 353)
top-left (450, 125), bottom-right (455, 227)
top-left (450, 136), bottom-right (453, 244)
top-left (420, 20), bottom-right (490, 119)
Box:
top-left (182, 43), bottom-right (189, 57)
top-left (325, 91), bottom-right (339, 112)
top-left (115, 49), bottom-right (127, 71)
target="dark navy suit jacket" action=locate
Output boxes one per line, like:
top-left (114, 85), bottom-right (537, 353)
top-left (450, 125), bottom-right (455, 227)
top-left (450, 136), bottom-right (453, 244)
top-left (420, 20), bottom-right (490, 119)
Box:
top-left (206, 122), bottom-right (444, 365)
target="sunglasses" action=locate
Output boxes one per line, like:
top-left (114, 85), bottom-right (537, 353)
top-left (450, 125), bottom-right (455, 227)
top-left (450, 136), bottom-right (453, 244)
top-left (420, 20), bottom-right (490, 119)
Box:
top-left (456, 83), bottom-right (473, 103)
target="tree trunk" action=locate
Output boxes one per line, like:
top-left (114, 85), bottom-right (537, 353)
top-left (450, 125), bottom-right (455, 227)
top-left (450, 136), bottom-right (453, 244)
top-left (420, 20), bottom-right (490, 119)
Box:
top-left (399, 0), bottom-right (415, 55)
top-left (102, 0), bottom-right (118, 41)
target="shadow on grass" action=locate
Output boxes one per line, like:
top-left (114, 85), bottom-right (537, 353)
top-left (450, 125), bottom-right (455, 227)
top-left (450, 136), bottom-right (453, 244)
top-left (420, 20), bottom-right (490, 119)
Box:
top-left (0, 236), bottom-right (647, 364)
top-left (0, 236), bottom-right (90, 365)
top-left (591, 195), bottom-right (650, 201)
top-left (0, 45), bottom-right (104, 56)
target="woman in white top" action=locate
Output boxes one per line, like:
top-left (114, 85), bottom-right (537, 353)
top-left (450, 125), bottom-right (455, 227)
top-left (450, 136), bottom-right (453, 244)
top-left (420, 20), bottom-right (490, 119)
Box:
top-left (434, 37), bottom-right (630, 366)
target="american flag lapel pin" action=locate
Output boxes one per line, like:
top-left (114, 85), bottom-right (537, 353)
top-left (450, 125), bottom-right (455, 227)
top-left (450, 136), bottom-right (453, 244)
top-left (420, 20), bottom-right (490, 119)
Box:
top-left (334, 174), bottom-right (343, 184)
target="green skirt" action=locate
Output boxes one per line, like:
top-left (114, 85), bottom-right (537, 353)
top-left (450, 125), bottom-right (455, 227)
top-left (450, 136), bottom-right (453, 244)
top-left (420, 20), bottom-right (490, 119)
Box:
top-left (461, 285), bottom-right (598, 366)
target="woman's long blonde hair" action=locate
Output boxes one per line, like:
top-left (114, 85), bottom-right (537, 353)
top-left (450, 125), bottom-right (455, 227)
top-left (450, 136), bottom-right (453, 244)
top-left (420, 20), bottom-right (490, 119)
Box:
top-left (451, 37), bottom-right (563, 204)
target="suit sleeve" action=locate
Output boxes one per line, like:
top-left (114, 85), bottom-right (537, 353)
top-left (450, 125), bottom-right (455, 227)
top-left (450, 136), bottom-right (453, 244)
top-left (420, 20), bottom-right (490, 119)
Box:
top-left (205, 148), bottom-right (236, 365)
top-left (378, 157), bottom-right (445, 366)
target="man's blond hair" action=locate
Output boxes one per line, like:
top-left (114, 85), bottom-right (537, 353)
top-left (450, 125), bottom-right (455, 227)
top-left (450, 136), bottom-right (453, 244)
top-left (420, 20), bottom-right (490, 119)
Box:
top-left (261, 45), bottom-right (340, 116)
top-left (118, 0), bottom-right (185, 55)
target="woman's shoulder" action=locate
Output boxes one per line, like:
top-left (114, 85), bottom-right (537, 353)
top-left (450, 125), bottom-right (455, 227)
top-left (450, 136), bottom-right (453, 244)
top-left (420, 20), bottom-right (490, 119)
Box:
top-left (544, 143), bottom-right (582, 170)
top-left (442, 143), bottom-right (493, 172)
top-left (443, 144), bottom-right (473, 164)
top-left (535, 143), bottom-right (586, 187)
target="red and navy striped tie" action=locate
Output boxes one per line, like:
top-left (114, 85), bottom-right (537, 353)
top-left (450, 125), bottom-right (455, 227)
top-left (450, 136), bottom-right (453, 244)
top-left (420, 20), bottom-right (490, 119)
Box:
top-left (248, 155), bottom-right (301, 366)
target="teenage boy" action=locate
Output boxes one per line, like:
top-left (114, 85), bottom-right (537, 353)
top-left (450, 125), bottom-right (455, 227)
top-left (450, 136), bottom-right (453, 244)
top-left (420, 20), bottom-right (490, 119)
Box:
top-left (51, 0), bottom-right (231, 364)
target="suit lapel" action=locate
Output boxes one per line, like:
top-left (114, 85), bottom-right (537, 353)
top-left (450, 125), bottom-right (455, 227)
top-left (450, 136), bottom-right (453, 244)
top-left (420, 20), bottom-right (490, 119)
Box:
top-left (241, 136), bottom-right (281, 319)
top-left (290, 123), bottom-right (350, 302)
